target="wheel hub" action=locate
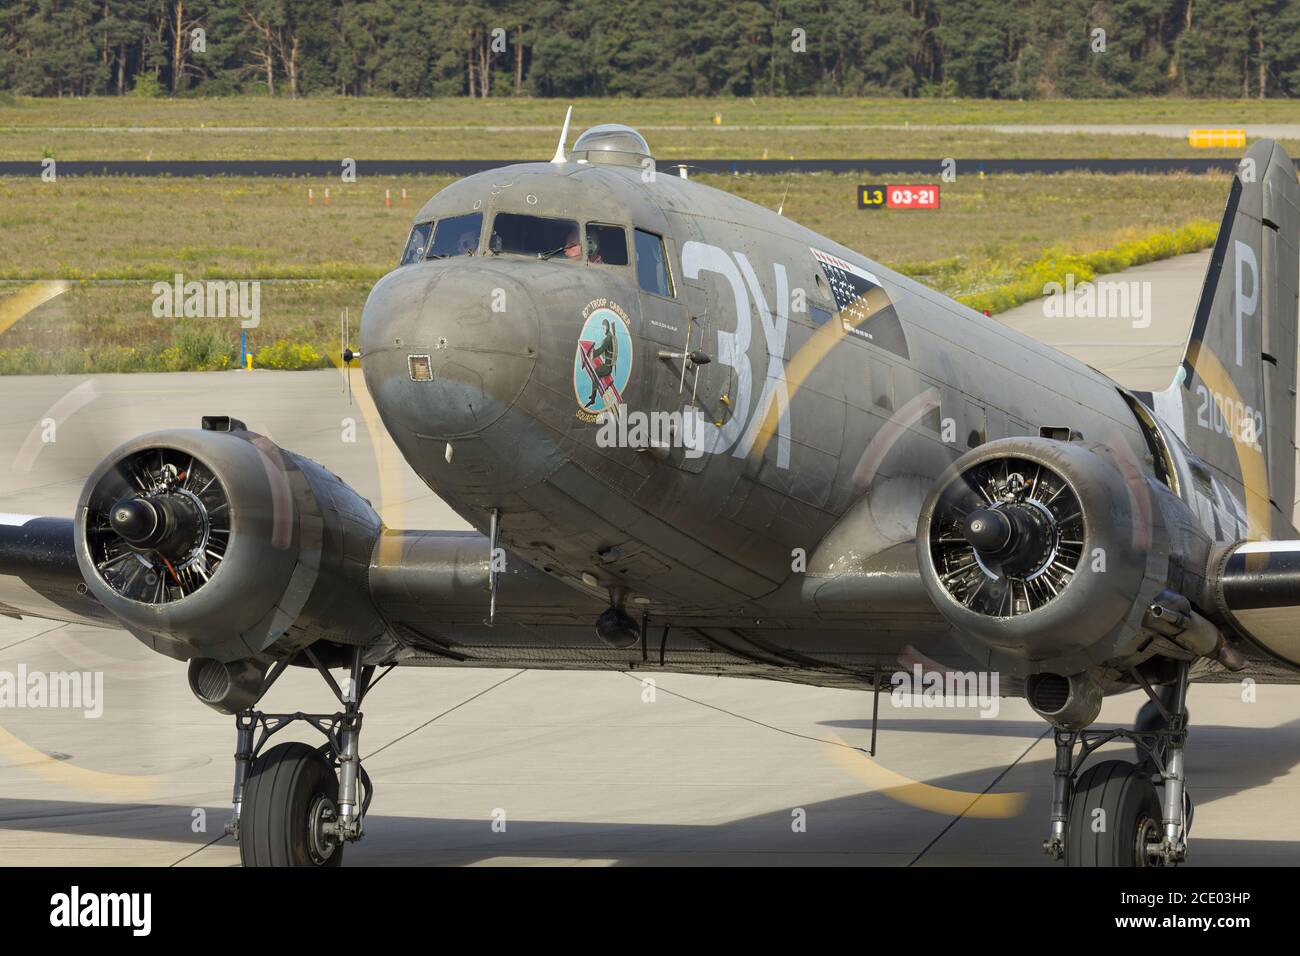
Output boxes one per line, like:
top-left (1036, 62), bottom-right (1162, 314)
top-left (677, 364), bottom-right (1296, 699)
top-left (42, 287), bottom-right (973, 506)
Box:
top-left (307, 792), bottom-right (341, 865)
top-left (1136, 814), bottom-right (1165, 867)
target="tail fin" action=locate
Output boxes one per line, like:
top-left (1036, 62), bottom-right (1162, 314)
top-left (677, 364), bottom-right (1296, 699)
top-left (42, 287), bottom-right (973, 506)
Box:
top-left (1152, 140), bottom-right (1299, 539)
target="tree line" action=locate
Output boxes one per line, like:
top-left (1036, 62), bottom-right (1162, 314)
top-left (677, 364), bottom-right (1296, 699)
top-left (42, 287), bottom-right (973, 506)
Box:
top-left (2, 0), bottom-right (1297, 99)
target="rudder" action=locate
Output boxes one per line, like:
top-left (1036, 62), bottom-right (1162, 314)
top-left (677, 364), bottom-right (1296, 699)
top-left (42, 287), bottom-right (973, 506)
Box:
top-left (1152, 139), bottom-right (1300, 539)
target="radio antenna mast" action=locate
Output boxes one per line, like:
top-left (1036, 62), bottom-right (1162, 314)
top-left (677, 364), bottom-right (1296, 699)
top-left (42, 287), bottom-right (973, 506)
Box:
top-left (550, 106), bottom-right (573, 164)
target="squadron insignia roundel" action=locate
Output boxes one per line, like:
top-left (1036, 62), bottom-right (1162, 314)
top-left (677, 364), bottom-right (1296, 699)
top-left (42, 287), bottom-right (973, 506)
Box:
top-left (573, 299), bottom-right (633, 422)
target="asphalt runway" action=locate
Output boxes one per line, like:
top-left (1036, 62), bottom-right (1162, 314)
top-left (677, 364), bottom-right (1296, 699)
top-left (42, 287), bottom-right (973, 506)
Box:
top-left (0, 158), bottom-right (1259, 177)
top-left (1, 251), bottom-right (1298, 866)
top-left (997, 250), bottom-right (1212, 393)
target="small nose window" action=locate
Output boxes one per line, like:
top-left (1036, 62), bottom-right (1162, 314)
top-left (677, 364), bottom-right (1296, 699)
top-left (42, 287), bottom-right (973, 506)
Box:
top-left (399, 222), bottom-right (433, 266)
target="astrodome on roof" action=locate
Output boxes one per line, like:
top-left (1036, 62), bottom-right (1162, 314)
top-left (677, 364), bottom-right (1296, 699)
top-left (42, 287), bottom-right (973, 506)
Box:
top-left (569, 124), bottom-right (653, 167)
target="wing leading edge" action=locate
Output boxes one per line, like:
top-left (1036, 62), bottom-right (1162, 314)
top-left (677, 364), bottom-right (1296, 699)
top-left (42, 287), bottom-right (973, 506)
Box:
top-left (0, 514), bottom-right (115, 627)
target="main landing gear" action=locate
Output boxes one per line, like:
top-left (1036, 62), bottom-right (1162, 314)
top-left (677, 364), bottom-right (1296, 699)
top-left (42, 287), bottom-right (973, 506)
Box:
top-left (226, 645), bottom-right (391, 867)
top-left (1042, 663), bottom-right (1193, 867)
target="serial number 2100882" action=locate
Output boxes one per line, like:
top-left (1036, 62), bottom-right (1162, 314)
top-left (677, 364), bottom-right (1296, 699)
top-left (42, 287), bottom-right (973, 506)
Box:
top-left (1196, 383), bottom-right (1263, 450)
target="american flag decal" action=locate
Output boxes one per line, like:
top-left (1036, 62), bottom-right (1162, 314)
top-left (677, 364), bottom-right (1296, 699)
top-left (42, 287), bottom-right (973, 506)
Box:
top-left (811, 248), bottom-right (909, 359)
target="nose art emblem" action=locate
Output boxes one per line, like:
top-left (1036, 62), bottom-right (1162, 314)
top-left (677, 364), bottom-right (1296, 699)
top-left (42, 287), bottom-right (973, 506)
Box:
top-left (573, 299), bottom-right (634, 423)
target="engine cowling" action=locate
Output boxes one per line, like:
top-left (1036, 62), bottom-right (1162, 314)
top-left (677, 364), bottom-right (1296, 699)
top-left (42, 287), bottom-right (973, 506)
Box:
top-left (74, 421), bottom-right (385, 663)
top-left (916, 436), bottom-right (1212, 675)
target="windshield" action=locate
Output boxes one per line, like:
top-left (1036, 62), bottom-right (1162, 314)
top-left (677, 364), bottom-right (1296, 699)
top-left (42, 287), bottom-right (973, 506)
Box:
top-left (427, 212), bottom-right (482, 259)
top-left (398, 222), bottom-right (433, 266)
top-left (490, 213), bottom-right (581, 259)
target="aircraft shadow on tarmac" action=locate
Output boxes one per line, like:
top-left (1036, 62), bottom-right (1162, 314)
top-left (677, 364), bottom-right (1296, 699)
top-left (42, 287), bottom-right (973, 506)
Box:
top-left (823, 716), bottom-right (1300, 805)
top-left (1, 716), bottom-right (1296, 865)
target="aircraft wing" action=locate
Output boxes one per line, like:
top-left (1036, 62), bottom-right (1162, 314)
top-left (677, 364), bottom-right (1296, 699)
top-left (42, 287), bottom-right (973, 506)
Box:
top-left (9, 509), bottom-right (1300, 686)
top-left (0, 515), bottom-right (925, 688)
top-left (0, 514), bottom-right (116, 627)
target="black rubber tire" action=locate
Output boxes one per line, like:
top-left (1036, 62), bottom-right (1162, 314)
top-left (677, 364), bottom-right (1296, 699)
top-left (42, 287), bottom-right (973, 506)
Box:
top-left (1065, 760), bottom-right (1163, 867)
top-left (239, 741), bottom-right (344, 867)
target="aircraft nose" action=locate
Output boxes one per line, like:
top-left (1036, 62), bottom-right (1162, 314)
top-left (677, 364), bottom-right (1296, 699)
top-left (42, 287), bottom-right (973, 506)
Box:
top-left (359, 262), bottom-right (539, 437)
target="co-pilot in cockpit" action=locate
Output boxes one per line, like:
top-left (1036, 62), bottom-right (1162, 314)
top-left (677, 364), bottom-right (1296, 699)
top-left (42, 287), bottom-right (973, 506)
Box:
top-left (401, 208), bottom-right (639, 271)
top-left (397, 211), bottom-right (482, 265)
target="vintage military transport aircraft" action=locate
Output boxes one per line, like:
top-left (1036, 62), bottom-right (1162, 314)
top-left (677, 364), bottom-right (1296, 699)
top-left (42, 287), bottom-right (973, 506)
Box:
top-left (1, 123), bottom-right (1297, 867)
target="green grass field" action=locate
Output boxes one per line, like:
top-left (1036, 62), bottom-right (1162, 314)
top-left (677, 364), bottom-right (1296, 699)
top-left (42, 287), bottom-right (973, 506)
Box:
top-left (0, 95), bottom-right (1255, 373)
top-left (0, 171), bottom-right (1231, 281)
top-left (0, 169), bottom-right (1230, 373)
top-left (6, 95), bottom-right (1298, 127)
top-left (2, 95), bottom-right (1294, 160)
top-left (10, 127), bottom-right (1279, 161)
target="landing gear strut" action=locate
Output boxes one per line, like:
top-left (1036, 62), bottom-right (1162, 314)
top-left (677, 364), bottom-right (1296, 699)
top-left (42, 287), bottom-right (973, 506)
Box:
top-left (1042, 662), bottom-right (1193, 866)
top-left (225, 645), bottom-right (391, 867)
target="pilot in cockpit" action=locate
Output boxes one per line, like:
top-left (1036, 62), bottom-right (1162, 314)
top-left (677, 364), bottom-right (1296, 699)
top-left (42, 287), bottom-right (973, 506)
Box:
top-left (456, 231), bottom-right (477, 256)
top-left (562, 228), bottom-right (583, 261)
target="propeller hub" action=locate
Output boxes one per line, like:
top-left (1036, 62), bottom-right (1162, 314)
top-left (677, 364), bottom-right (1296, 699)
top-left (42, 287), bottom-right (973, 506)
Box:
top-left (109, 493), bottom-right (204, 559)
top-left (109, 497), bottom-right (163, 547)
top-left (89, 448), bottom-right (231, 605)
top-left (963, 508), bottom-right (1014, 554)
top-left (929, 456), bottom-right (1084, 618)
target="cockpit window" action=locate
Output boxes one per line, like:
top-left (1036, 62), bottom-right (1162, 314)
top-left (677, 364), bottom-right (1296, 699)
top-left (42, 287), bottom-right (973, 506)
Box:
top-left (490, 213), bottom-right (581, 260)
top-left (427, 212), bottom-right (482, 259)
top-left (585, 223), bottom-right (628, 266)
top-left (399, 222), bottom-right (433, 266)
top-left (634, 229), bottom-right (674, 297)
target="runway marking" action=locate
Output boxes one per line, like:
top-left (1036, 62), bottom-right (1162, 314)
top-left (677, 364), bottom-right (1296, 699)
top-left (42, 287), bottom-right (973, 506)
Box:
top-left (354, 378), bottom-right (407, 566)
top-left (326, 346), bottom-right (407, 562)
top-left (906, 726), bottom-right (1050, 865)
top-left (823, 732), bottom-right (1028, 819)
top-left (0, 351), bottom-right (414, 818)
top-left (0, 724), bottom-right (163, 798)
top-left (617, 673), bottom-right (1031, 820)
top-left (0, 621), bottom-right (167, 797)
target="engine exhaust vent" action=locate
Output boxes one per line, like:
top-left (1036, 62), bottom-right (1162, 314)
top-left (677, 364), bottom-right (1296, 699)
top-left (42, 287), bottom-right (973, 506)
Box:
top-left (1025, 672), bottom-right (1104, 730)
top-left (187, 657), bottom-right (267, 715)
top-left (1026, 673), bottom-right (1071, 714)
